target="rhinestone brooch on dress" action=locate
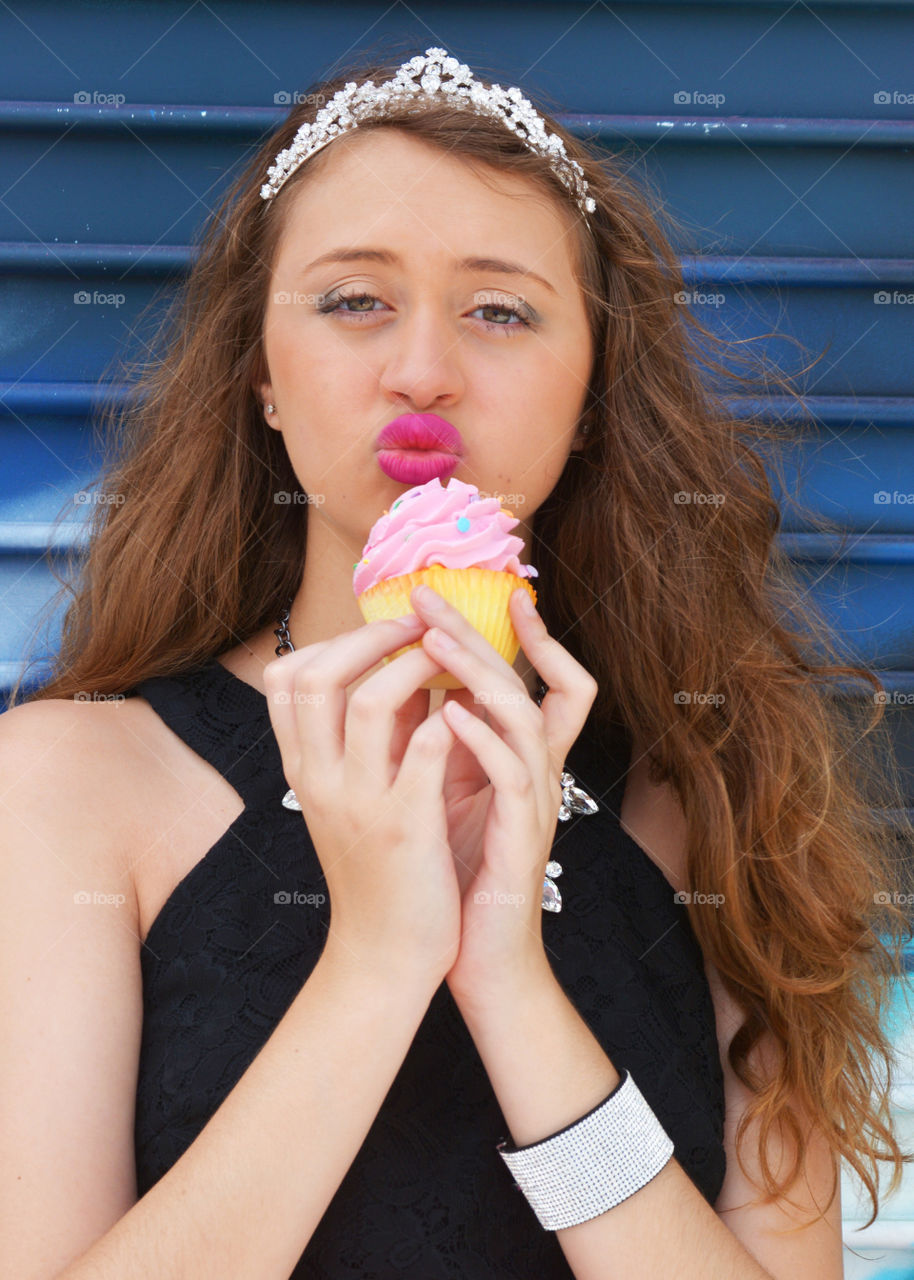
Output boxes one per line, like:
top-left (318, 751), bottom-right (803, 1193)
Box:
top-left (542, 771), bottom-right (600, 912)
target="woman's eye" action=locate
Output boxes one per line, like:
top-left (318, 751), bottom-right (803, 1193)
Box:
top-left (470, 303), bottom-right (531, 330)
top-left (321, 292), bottom-right (384, 314)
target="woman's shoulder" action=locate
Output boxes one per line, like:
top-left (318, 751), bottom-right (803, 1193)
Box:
top-left (0, 690), bottom-right (155, 767)
top-left (0, 693), bottom-right (146, 790)
top-left (0, 696), bottom-right (157, 920)
top-left (0, 689), bottom-right (248, 950)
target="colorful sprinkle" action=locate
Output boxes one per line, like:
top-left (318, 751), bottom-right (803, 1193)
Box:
top-left (456, 516), bottom-right (471, 532)
top-left (393, 499), bottom-right (401, 509)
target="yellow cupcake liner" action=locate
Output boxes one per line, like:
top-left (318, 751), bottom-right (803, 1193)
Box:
top-left (356, 565), bottom-right (537, 690)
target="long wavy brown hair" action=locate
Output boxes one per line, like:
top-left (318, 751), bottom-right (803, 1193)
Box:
top-left (12, 44), bottom-right (914, 1231)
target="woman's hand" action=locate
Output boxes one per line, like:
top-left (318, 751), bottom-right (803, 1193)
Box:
top-left (262, 614), bottom-right (462, 987)
top-left (408, 583), bottom-right (599, 1011)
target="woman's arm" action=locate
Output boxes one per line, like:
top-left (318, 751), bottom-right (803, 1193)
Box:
top-left (0, 698), bottom-right (436, 1277)
top-left (60, 943), bottom-right (436, 1280)
top-left (0, 673), bottom-right (448, 1280)
top-left (453, 965), bottom-right (843, 1280)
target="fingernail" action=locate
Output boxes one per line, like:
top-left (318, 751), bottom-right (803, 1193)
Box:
top-left (395, 613), bottom-right (423, 627)
top-left (415, 584), bottom-right (444, 610)
top-left (515, 589), bottom-right (536, 616)
top-left (429, 627), bottom-right (458, 650)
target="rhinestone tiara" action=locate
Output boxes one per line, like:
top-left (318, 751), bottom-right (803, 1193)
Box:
top-left (259, 46), bottom-right (596, 220)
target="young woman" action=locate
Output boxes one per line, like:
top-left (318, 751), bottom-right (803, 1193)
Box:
top-left (2, 46), bottom-right (911, 1280)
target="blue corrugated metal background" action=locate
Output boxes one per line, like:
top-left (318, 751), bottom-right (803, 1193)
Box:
top-left (2, 2), bottom-right (913, 1272)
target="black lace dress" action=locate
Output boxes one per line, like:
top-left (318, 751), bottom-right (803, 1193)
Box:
top-left (127, 656), bottom-right (726, 1278)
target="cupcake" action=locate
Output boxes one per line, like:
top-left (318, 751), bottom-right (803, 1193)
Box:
top-left (353, 477), bottom-right (538, 690)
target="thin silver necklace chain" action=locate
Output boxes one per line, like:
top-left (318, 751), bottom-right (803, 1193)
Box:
top-left (273, 601), bottom-right (294, 657)
top-left (271, 598), bottom-right (598, 911)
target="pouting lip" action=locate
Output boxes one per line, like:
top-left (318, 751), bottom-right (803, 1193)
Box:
top-left (376, 449), bottom-right (460, 483)
top-left (374, 412), bottom-right (464, 455)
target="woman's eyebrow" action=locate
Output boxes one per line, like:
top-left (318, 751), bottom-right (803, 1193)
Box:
top-left (299, 247), bottom-right (557, 296)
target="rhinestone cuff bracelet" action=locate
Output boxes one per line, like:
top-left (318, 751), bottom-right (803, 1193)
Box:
top-left (496, 1069), bottom-right (675, 1231)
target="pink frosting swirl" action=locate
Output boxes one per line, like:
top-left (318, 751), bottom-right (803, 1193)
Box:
top-left (353, 476), bottom-right (538, 595)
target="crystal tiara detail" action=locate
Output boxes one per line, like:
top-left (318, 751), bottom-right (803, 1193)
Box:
top-left (259, 46), bottom-right (596, 220)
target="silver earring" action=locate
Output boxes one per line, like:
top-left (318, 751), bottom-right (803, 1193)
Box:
top-left (266, 403), bottom-right (276, 415)
top-left (582, 420), bottom-right (591, 435)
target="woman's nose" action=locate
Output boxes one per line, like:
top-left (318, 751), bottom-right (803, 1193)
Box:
top-left (377, 305), bottom-right (466, 408)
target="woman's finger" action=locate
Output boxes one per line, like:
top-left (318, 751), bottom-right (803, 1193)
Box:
top-left (388, 685), bottom-right (434, 782)
top-left (504, 589), bottom-right (599, 775)
top-left (409, 583), bottom-right (523, 682)
top-left (263, 615), bottom-right (426, 774)
top-left (422, 626), bottom-right (550, 822)
top-left (344, 646), bottom-right (452, 789)
top-left (264, 637), bottom-right (341, 785)
top-left (441, 699), bottom-right (549, 884)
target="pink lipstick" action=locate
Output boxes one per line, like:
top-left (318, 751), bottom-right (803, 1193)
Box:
top-left (375, 413), bottom-right (463, 484)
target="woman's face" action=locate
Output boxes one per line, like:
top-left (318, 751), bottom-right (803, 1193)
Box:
top-left (258, 127), bottom-right (594, 558)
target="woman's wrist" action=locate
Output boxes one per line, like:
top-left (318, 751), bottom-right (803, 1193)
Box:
top-left (446, 947), bottom-right (557, 1025)
top-left (318, 933), bottom-right (448, 1007)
